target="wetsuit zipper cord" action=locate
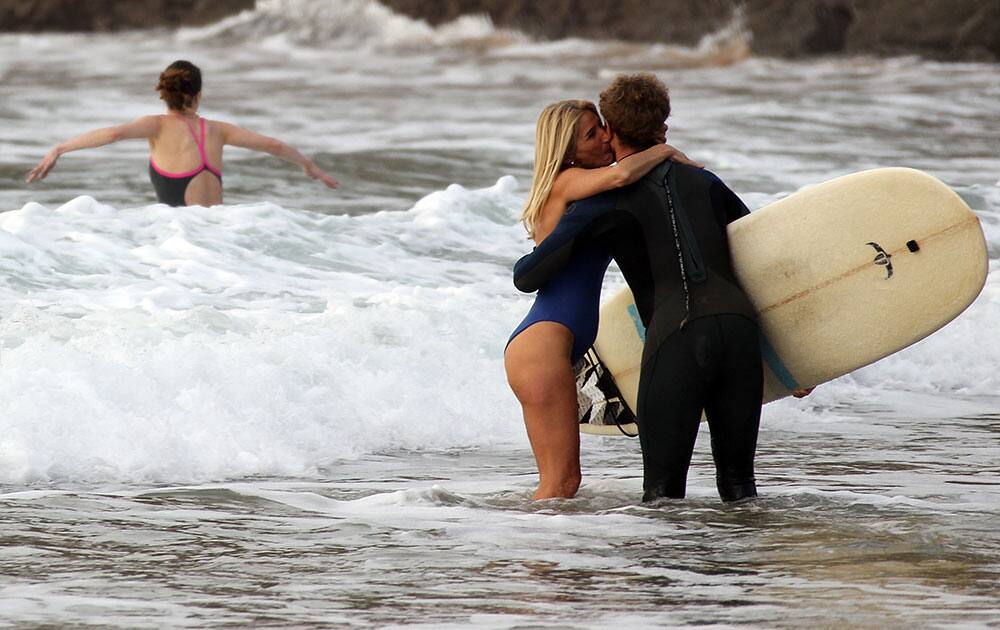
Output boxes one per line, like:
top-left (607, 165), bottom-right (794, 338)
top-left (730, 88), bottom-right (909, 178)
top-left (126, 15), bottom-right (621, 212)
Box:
top-left (663, 173), bottom-right (692, 330)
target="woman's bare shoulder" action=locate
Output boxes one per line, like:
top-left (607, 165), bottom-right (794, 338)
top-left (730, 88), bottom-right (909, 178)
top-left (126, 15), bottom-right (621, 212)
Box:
top-left (130, 114), bottom-right (165, 127)
top-left (534, 191), bottom-right (573, 243)
top-left (205, 118), bottom-right (237, 129)
top-left (205, 120), bottom-right (241, 141)
top-left (551, 166), bottom-right (584, 190)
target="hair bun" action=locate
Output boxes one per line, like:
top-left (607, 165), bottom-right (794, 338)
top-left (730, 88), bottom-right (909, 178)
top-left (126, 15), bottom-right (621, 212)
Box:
top-left (159, 69), bottom-right (191, 94)
top-left (156, 61), bottom-right (202, 111)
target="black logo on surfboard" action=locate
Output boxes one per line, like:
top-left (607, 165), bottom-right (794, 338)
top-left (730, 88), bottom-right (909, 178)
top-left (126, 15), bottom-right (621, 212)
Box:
top-left (867, 241), bottom-right (893, 279)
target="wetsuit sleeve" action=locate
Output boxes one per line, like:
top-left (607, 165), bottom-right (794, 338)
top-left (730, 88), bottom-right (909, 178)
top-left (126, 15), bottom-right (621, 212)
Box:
top-left (512, 192), bottom-right (617, 293)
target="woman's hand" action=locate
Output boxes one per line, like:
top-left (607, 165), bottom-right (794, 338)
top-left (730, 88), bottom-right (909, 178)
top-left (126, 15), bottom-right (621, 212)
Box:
top-left (663, 144), bottom-right (704, 169)
top-left (305, 162), bottom-right (339, 189)
top-left (26, 147), bottom-right (61, 183)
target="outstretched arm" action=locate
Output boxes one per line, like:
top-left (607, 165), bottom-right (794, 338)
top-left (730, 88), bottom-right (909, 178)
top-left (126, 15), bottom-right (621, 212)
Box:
top-left (553, 143), bottom-right (702, 209)
top-left (217, 122), bottom-right (338, 189)
top-left (26, 116), bottom-right (161, 183)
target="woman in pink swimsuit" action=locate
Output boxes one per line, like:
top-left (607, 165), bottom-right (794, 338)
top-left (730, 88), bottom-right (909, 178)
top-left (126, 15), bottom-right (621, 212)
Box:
top-left (27, 60), bottom-right (338, 206)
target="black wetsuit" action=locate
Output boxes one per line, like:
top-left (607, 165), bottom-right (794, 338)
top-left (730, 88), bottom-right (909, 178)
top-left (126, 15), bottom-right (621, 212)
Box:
top-left (514, 160), bottom-right (762, 502)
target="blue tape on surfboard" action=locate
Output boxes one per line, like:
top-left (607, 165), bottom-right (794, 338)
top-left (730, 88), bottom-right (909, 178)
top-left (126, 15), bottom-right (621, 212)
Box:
top-left (626, 304), bottom-right (646, 342)
top-left (759, 333), bottom-right (800, 391)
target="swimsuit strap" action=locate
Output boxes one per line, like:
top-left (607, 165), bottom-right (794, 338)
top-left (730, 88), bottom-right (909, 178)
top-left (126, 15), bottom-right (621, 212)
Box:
top-left (196, 118), bottom-right (209, 162)
top-left (180, 116), bottom-right (201, 149)
top-left (166, 116), bottom-right (209, 176)
top-left (191, 117), bottom-right (222, 177)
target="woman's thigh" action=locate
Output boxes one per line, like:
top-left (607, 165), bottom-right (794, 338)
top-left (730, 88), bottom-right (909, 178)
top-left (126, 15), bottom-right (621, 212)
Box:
top-left (504, 321), bottom-right (575, 404)
top-left (505, 322), bottom-right (580, 475)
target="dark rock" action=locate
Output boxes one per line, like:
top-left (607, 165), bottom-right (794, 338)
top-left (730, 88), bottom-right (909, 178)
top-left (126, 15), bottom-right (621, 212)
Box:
top-left (381, 0), bottom-right (1000, 62)
top-left (1, 0), bottom-right (997, 62)
top-left (843, 0), bottom-right (1000, 61)
top-left (0, 0), bottom-right (254, 32)
top-left (379, 0), bottom-right (736, 46)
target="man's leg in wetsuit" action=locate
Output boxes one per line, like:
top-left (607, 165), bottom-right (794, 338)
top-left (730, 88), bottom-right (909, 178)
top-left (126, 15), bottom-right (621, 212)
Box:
top-left (636, 322), bottom-right (714, 502)
top-left (703, 314), bottom-right (763, 502)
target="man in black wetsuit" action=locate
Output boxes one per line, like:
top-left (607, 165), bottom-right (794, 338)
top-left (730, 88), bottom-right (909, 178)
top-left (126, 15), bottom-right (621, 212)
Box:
top-left (514, 74), bottom-right (761, 502)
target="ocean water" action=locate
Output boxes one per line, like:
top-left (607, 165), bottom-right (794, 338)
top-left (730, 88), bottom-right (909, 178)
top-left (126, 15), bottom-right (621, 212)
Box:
top-left (1, 0), bottom-right (999, 627)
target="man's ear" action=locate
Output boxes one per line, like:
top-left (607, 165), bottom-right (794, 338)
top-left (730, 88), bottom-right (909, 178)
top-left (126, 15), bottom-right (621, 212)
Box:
top-left (604, 120), bottom-right (615, 140)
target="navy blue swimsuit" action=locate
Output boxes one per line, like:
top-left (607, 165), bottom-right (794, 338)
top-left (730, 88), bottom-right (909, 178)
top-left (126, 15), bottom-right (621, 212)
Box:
top-left (508, 241), bottom-right (612, 364)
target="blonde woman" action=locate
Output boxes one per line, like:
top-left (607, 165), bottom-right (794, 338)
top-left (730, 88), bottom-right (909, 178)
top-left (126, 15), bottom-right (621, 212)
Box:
top-left (505, 100), bottom-right (699, 499)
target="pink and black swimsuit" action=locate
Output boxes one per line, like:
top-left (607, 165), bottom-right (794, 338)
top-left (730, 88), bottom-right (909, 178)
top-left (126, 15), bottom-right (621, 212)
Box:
top-left (148, 117), bottom-right (222, 206)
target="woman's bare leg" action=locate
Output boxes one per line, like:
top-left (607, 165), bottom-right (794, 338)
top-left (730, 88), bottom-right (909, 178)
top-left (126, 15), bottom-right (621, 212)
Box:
top-left (505, 322), bottom-right (580, 499)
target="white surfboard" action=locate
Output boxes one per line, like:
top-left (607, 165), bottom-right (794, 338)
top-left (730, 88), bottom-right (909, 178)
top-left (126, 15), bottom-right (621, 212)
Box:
top-left (581, 168), bottom-right (988, 436)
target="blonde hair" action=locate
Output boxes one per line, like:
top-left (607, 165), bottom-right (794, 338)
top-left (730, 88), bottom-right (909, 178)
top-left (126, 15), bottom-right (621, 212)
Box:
top-left (521, 100), bottom-right (599, 239)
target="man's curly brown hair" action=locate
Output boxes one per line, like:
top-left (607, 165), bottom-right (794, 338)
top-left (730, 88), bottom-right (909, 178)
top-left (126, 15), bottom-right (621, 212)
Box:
top-left (599, 73), bottom-right (671, 150)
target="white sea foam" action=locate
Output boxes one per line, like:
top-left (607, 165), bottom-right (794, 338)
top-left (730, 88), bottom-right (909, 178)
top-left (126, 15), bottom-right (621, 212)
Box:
top-left (174, 0), bottom-right (746, 70)
top-left (1, 174), bottom-right (997, 485)
top-left (177, 0), bottom-right (523, 50)
top-left (0, 181), bottom-right (535, 484)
